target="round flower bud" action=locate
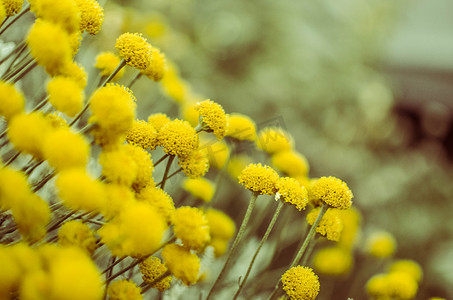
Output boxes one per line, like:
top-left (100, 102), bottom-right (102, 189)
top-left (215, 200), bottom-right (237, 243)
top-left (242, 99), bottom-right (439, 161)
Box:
top-left (238, 163), bottom-right (279, 195)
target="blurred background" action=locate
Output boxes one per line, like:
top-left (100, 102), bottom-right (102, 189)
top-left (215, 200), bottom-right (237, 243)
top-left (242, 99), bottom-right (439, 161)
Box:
top-left (36, 0), bottom-right (452, 298)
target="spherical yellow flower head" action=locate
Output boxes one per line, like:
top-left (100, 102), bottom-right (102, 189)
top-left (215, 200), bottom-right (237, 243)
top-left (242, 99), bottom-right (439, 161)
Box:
top-left (206, 209), bottom-right (235, 256)
top-left (12, 193), bottom-right (50, 243)
top-left (227, 154), bottom-right (252, 179)
top-left (59, 61), bottom-right (88, 88)
top-left (281, 266), bottom-right (320, 300)
top-left (0, 4), bottom-right (5, 23)
top-left (277, 177), bottom-right (308, 211)
top-left (125, 120), bottom-right (158, 150)
top-left (309, 176), bottom-right (353, 210)
top-left (0, 166), bottom-right (31, 210)
top-left (178, 149), bottom-right (209, 178)
top-left (89, 84), bottom-right (136, 147)
top-left (388, 259), bottom-right (423, 283)
top-left (99, 201), bottom-right (167, 258)
top-left (365, 231), bottom-right (397, 258)
top-left (136, 186), bottom-right (175, 224)
top-left (42, 128), bottom-right (89, 171)
top-left (3, 0), bottom-right (23, 16)
top-left (74, 0), bottom-right (104, 35)
top-left (307, 207), bottom-right (343, 242)
top-left (148, 113), bottom-right (170, 132)
top-left (95, 51), bottom-right (124, 80)
top-left (108, 280), bottom-right (142, 300)
top-left (99, 146), bottom-right (139, 186)
top-left (44, 246), bottom-right (103, 300)
top-left (158, 119), bottom-right (199, 158)
top-left (68, 31), bottom-right (82, 57)
top-left (47, 76), bottom-right (84, 117)
top-left (181, 101), bottom-right (200, 126)
top-left (161, 244), bottom-right (200, 285)
top-left (142, 47), bottom-right (166, 81)
top-left (58, 220), bottom-right (97, 255)
top-left (182, 177), bottom-right (215, 203)
top-left (140, 257), bottom-right (172, 292)
top-left (238, 163), bottom-right (279, 195)
top-left (0, 81), bottom-right (25, 120)
top-left (199, 135), bottom-right (230, 169)
top-left (33, 0), bottom-right (81, 34)
top-left (226, 113), bottom-right (257, 141)
top-left (172, 206), bottom-right (210, 250)
top-left (256, 127), bottom-right (294, 155)
top-left (195, 100), bottom-right (227, 139)
top-left (115, 32), bottom-right (152, 70)
top-left (7, 112), bottom-right (52, 159)
top-left (27, 19), bottom-right (72, 76)
top-left (272, 150), bottom-right (309, 178)
top-left (56, 168), bottom-right (107, 212)
top-left (337, 207), bottom-right (361, 250)
top-left (101, 183), bottom-right (136, 220)
top-left (312, 246), bottom-right (353, 276)
top-left (124, 144), bottom-right (154, 192)
top-left (366, 272), bottom-right (418, 300)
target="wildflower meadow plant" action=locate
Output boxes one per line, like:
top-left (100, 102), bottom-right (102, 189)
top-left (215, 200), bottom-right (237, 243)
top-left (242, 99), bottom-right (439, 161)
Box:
top-left (0, 1), bottom-right (431, 300)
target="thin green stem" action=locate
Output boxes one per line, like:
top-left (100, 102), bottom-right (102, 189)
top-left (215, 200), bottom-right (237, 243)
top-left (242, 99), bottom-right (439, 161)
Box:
top-left (0, 3), bottom-right (30, 36)
top-left (4, 151), bottom-right (20, 166)
top-left (0, 40), bottom-right (25, 65)
top-left (32, 171), bottom-right (56, 193)
top-left (32, 96), bottom-right (49, 112)
top-left (160, 155), bottom-right (175, 190)
top-left (154, 153), bottom-right (169, 167)
top-left (128, 72), bottom-right (142, 89)
top-left (233, 200), bottom-right (284, 300)
top-left (102, 257), bottom-right (124, 275)
top-left (300, 237), bottom-right (318, 266)
top-left (205, 192), bottom-right (259, 300)
top-left (156, 167), bottom-right (181, 187)
top-left (9, 60), bottom-right (37, 83)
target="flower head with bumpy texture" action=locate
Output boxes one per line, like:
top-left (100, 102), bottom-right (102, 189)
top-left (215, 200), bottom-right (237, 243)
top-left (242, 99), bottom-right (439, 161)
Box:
top-left (58, 220), bottom-right (97, 255)
top-left (3, 0), bottom-right (23, 16)
top-left (60, 61), bottom-right (88, 88)
top-left (142, 47), bottom-right (166, 81)
top-left (282, 266), bottom-right (320, 300)
top-left (148, 113), bottom-right (170, 132)
top-left (74, 0), bottom-right (104, 35)
top-left (107, 280), bottom-right (142, 300)
top-left (238, 163), bottom-right (279, 195)
top-left (226, 113), bottom-right (257, 141)
top-left (162, 244), bottom-right (200, 285)
top-left (0, 81), bottom-right (25, 120)
top-left (140, 257), bottom-right (172, 292)
top-left (307, 207), bottom-right (343, 242)
top-left (124, 144), bottom-right (154, 192)
top-left (195, 100), bottom-right (227, 139)
top-left (47, 77), bottom-right (84, 117)
top-left (136, 186), bottom-right (175, 224)
top-left (126, 120), bottom-right (158, 150)
top-left (313, 246), bottom-right (352, 276)
top-left (256, 127), bottom-right (294, 154)
top-left (172, 206), bottom-right (210, 250)
top-left (272, 150), bottom-right (309, 178)
top-left (178, 149), bottom-right (209, 178)
top-left (182, 178), bottom-right (215, 203)
top-left (33, 0), bottom-right (81, 34)
top-left (277, 177), bottom-right (308, 211)
top-left (115, 32), bottom-right (152, 70)
top-left (95, 52), bottom-right (124, 80)
top-left (99, 146), bottom-right (138, 186)
top-left (159, 119), bottom-right (199, 158)
top-left (309, 176), bottom-right (353, 209)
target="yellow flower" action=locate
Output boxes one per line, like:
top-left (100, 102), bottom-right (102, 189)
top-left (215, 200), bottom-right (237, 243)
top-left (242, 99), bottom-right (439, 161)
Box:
top-left (199, 135), bottom-right (230, 169)
top-left (181, 100), bottom-right (200, 126)
top-left (366, 272), bottom-right (418, 300)
top-left (0, 81), bottom-right (25, 120)
top-left (178, 149), bottom-right (209, 178)
top-left (161, 244), bottom-right (200, 285)
top-left (47, 76), bottom-right (84, 117)
top-left (226, 113), bottom-right (257, 141)
top-left (59, 61), bottom-right (88, 88)
top-left (172, 206), bottom-right (210, 250)
top-left (69, 31), bottom-right (82, 57)
top-left (277, 177), bottom-right (308, 211)
top-left (272, 150), bottom-right (309, 178)
top-left (42, 128), bottom-right (89, 171)
top-left (58, 220), bottom-right (97, 255)
top-left (309, 176), bottom-right (353, 210)
top-left (99, 145), bottom-right (139, 186)
top-left (388, 259), bottom-right (423, 283)
top-left (0, 4), bottom-right (4, 24)
top-left (115, 32), bottom-right (152, 70)
top-left (56, 168), bottom-right (107, 212)
top-left (74, 0), bottom-right (104, 35)
top-left (108, 280), bottom-right (142, 300)
top-left (238, 163), bottom-right (279, 195)
top-left (140, 257), bottom-right (172, 292)
top-left (195, 99), bottom-right (227, 139)
top-left (3, 0), bottom-right (23, 16)
top-left (365, 231), bottom-right (397, 258)
top-left (0, 246), bottom-right (21, 299)
top-left (125, 120), bottom-right (158, 150)
top-left (182, 177), bottom-right (215, 203)
top-left (102, 183), bottom-right (136, 220)
top-left (206, 209), bottom-right (235, 257)
top-left (124, 144), bottom-right (154, 192)
top-left (26, 19), bottom-right (72, 76)
top-left (142, 47), bottom-right (166, 81)
top-left (99, 201), bottom-right (166, 257)
top-left (227, 154), bottom-right (252, 179)
top-left (337, 207), bottom-right (361, 250)
top-left (33, 0), bottom-right (81, 34)
top-left (95, 51), bottom-right (124, 80)
top-left (256, 127), bottom-right (294, 154)
top-left (0, 166), bottom-right (30, 210)
top-left (159, 119), bottom-right (199, 158)
top-left (312, 246), bottom-right (353, 276)
top-left (147, 113), bottom-right (170, 132)
top-left (7, 112), bottom-right (52, 159)
top-left (136, 186), bottom-right (175, 224)
top-left (281, 266), bottom-right (320, 300)
top-left (307, 207), bottom-right (343, 242)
